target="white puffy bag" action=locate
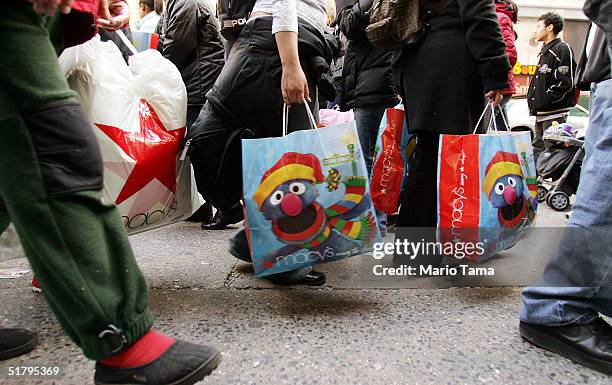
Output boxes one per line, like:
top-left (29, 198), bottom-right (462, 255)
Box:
top-left (59, 35), bottom-right (201, 234)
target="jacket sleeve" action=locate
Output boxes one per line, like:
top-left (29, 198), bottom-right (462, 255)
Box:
top-left (546, 42), bottom-right (577, 106)
top-left (499, 14), bottom-right (517, 66)
top-left (336, 0), bottom-right (370, 41)
top-left (584, 0), bottom-right (612, 32)
top-left (457, 0), bottom-right (510, 91)
top-left (161, 0), bottom-right (197, 70)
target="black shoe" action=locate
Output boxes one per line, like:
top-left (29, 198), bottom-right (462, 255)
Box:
top-left (94, 341), bottom-right (221, 385)
top-left (187, 202), bottom-right (213, 223)
top-left (0, 328), bottom-right (38, 361)
top-left (519, 318), bottom-right (612, 375)
top-left (228, 227), bottom-right (252, 263)
top-left (201, 204), bottom-right (244, 230)
top-left (266, 271), bottom-right (326, 286)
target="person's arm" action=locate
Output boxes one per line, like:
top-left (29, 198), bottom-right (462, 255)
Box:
top-left (272, 0), bottom-right (309, 104)
top-left (98, 0), bottom-right (130, 30)
top-left (336, 0), bottom-right (373, 41)
top-left (161, 0), bottom-right (197, 70)
top-left (546, 43), bottom-right (576, 105)
top-left (275, 31), bottom-right (310, 104)
top-left (500, 15), bottom-right (518, 67)
top-left (457, 0), bottom-right (510, 105)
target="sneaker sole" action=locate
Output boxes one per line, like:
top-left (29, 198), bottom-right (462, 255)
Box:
top-left (0, 334), bottom-right (38, 361)
top-left (519, 322), bottom-right (612, 375)
top-left (94, 351), bottom-right (221, 385)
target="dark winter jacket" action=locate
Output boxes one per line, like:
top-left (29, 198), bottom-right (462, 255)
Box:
top-left (527, 38), bottom-right (577, 116)
top-left (156, 0), bottom-right (225, 107)
top-left (495, 3), bottom-right (517, 95)
top-left (577, 24), bottom-right (611, 90)
top-left (584, 0), bottom-right (612, 32)
top-left (185, 18), bottom-right (335, 211)
top-left (396, 0), bottom-right (510, 135)
top-left (336, 0), bottom-right (399, 110)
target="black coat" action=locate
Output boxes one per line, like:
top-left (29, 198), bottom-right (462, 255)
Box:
top-left (527, 38), bottom-right (576, 116)
top-left (577, 24), bottom-right (611, 90)
top-left (336, 0), bottom-right (399, 110)
top-left (157, 0), bottom-right (225, 107)
top-left (397, 0), bottom-right (510, 135)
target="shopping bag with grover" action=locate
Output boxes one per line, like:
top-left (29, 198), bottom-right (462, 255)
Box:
top-left (243, 120), bottom-right (381, 277)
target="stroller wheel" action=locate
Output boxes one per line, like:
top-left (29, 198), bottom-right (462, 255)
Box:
top-left (547, 191), bottom-right (570, 212)
top-left (537, 185), bottom-right (548, 203)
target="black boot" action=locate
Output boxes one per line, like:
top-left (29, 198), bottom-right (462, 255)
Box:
top-left (519, 317), bottom-right (612, 375)
top-left (0, 329), bottom-right (38, 361)
top-left (94, 341), bottom-right (221, 385)
top-left (186, 201), bottom-right (213, 224)
top-left (201, 203), bottom-right (244, 230)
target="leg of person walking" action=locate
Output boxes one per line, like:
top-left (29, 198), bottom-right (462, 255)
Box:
top-left (519, 78), bottom-right (612, 375)
top-left (354, 105), bottom-right (388, 234)
top-left (0, 4), bottom-right (220, 382)
top-left (394, 131), bottom-right (442, 270)
top-left (533, 117), bottom-right (566, 164)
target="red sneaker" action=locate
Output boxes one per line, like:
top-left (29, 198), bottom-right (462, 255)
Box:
top-left (31, 277), bottom-right (41, 294)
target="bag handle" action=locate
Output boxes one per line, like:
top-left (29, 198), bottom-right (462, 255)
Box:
top-left (115, 29), bottom-right (139, 56)
top-left (282, 100), bottom-right (317, 136)
top-left (472, 102), bottom-right (510, 134)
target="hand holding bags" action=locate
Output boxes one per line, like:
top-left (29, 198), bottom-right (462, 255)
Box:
top-left (437, 105), bottom-right (538, 261)
top-left (59, 36), bottom-right (200, 234)
top-left (242, 104), bottom-right (381, 277)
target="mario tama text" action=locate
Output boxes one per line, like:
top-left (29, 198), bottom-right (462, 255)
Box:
top-left (373, 264), bottom-right (495, 277)
top-left (371, 240), bottom-right (495, 277)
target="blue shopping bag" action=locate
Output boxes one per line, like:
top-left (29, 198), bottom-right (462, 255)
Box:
top-left (437, 104), bottom-right (539, 262)
top-left (242, 104), bottom-right (382, 277)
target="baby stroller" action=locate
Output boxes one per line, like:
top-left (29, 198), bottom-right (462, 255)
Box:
top-left (536, 123), bottom-right (585, 211)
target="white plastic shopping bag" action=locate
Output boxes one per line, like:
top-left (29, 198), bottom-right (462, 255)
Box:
top-left (59, 36), bottom-right (200, 234)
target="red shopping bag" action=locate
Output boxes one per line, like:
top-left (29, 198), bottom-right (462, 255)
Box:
top-left (370, 108), bottom-right (408, 214)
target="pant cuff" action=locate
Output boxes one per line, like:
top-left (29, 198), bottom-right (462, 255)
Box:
top-left (80, 309), bottom-right (155, 360)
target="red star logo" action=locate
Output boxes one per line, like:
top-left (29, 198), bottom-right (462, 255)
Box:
top-left (96, 100), bottom-right (186, 205)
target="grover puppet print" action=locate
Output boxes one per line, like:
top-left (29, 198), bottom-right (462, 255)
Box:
top-left (482, 151), bottom-right (537, 229)
top-left (251, 152), bottom-right (377, 274)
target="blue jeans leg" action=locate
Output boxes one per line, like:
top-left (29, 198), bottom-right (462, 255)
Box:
top-left (354, 105), bottom-right (388, 174)
top-left (520, 79), bottom-right (612, 325)
top-left (354, 105), bottom-right (388, 232)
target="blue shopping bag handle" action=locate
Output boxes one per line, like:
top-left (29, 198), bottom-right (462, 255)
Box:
top-left (282, 100), bottom-right (318, 136)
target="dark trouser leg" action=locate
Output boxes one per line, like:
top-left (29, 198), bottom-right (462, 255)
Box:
top-left (397, 131), bottom-right (440, 227)
top-left (0, 4), bottom-right (152, 360)
top-left (533, 117), bottom-right (566, 164)
top-left (394, 131), bottom-right (442, 269)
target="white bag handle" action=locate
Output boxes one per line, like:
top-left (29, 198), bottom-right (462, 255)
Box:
top-left (472, 102), bottom-right (510, 134)
top-left (282, 100), bottom-right (317, 136)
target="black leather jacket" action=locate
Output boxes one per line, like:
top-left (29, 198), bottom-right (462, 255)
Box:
top-left (157, 0), bottom-right (225, 107)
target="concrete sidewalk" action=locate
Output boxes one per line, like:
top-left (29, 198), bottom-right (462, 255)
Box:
top-left (0, 206), bottom-right (610, 385)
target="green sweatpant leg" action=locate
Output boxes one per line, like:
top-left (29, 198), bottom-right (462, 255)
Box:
top-left (0, 4), bottom-right (154, 360)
